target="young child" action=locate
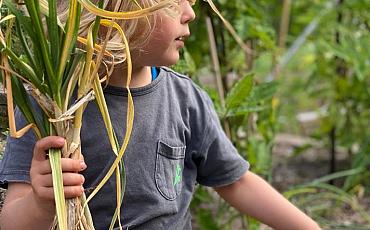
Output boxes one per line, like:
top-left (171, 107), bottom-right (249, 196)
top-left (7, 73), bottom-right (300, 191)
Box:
top-left (0, 0), bottom-right (320, 229)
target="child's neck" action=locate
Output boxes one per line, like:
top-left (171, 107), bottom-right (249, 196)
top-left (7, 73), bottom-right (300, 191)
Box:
top-left (108, 66), bottom-right (152, 88)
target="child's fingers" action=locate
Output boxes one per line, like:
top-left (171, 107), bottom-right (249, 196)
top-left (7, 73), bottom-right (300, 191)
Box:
top-left (62, 173), bottom-right (85, 186)
top-left (38, 158), bottom-right (87, 175)
top-left (33, 136), bottom-right (65, 162)
top-left (64, 185), bottom-right (85, 199)
top-left (32, 160), bottom-right (52, 175)
top-left (35, 173), bottom-right (85, 187)
top-left (61, 159), bottom-right (87, 173)
top-left (31, 136), bottom-right (86, 201)
top-left (37, 158), bottom-right (87, 175)
top-left (33, 186), bottom-right (55, 201)
top-left (34, 158), bottom-right (86, 176)
top-left (35, 185), bottom-right (85, 200)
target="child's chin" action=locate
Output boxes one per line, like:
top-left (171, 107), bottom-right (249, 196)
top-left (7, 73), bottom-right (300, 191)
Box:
top-left (162, 57), bottom-right (180, 67)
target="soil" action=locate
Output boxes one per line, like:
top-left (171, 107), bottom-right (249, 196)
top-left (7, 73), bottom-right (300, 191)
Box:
top-left (271, 133), bottom-right (347, 190)
top-left (270, 134), bottom-right (370, 230)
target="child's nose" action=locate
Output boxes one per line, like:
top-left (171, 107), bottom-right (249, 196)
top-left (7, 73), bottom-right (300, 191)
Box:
top-left (181, 2), bottom-right (196, 24)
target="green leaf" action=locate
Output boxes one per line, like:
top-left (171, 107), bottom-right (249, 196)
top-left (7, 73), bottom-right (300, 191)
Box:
top-left (226, 104), bottom-right (268, 117)
top-left (4, 0), bottom-right (34, 38)
top-left (2, 46), bottom-right (45, 93)
top-left (247, 81), bottom-right (278, 103)
top-left (92, 0), bottom-right (105, 41)
top-left (224, 81), bottom-right (277, 118)
top-left (4, 0), bottom-right (46, 79)
top-left (11, 76), bottom-right (47, 137)
top-left (15, 20), bottom-right (40, 76)
top-left (183, 47), bottom-right (196, 75)
top-left (225, 73), bottom-right (254, 110)
top-left (47, 0), bottom-right (60, 70)
top-left (24, 0), bottom-right (57, 102)
top-left (57, 0), bottom-right (81, 87)
top-left (196, 209), bottom-right (220, 230)
top-left (61, 49), bottom-right (85, 102)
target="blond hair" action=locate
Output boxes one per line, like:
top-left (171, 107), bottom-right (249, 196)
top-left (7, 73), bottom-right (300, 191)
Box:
top-left (57, 0), bottom-right (174, 64)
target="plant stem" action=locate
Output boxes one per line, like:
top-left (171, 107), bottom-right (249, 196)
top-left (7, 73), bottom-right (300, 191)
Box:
top-left (49, 147), bottom-right (68, 230)
top-left (330, 0), bottom-right (345, 183)
top-left (273, 0), bottom-right (292, 79)
top-left (278, 0), bottom-right (292, 49)
top-left (205, 15), bottom-right (231, 139)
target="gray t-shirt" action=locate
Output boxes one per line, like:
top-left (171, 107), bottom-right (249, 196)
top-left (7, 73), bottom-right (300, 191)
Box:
top-left (0, 67), bottom-right (249, 229)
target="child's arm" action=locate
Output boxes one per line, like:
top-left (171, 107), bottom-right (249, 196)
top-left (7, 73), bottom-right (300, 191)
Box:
top-left (214, 171), bottom-right (321, 230)
top-left (0, 136), bottom-right (86, 230)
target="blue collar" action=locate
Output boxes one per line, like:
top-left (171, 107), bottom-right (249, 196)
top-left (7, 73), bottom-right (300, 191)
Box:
top-left (151, 67), bottom-right (159, 81)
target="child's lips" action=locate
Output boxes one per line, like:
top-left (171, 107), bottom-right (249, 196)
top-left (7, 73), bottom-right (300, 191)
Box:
top-left (175, 33), bottom-right (190, 42)
top-left (175, 33), bottom-right (190, 48)
top-left (175, 36), bottom-right (185, 42)
top-left (175, 39), bottom-right (185, 48)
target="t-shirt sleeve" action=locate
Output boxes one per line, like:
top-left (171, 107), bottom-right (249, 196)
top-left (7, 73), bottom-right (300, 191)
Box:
top-left (195, 92), bottom-right (249, 187)
top-left (0, 108), bottom-right (37, 188)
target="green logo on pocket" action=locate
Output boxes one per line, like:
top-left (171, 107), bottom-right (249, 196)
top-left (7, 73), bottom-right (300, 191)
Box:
top-left (173, 164), bottom-right (182, 187)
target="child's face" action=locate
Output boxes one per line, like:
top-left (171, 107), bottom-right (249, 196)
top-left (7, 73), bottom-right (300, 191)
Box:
top-left (132, 0), bottom-right (196, 67)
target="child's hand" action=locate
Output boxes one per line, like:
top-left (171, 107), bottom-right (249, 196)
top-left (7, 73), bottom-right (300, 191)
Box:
top-left (30, 136), bottom-right (87, 209)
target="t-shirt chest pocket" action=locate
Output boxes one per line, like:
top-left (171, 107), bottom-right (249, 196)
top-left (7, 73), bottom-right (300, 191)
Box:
top-left (155, 141), bottom-right (186, 201)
